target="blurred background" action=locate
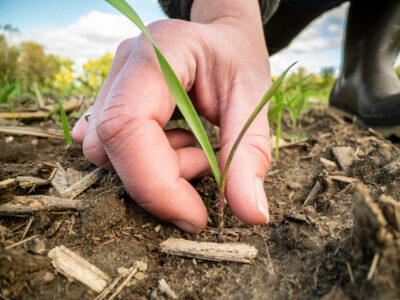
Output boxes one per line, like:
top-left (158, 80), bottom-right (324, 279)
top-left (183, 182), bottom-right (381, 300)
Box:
top-left (0, 0), bottom-right (399, 116)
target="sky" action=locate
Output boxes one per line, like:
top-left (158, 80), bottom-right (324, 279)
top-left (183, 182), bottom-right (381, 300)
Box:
top-left (0, 0), bottom-right (398, 75)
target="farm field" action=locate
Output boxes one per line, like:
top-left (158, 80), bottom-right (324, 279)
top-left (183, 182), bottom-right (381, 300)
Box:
top-left (1, 107), bottom-right (400, 299)
top-left (1, 27), bottom-right (400, 299)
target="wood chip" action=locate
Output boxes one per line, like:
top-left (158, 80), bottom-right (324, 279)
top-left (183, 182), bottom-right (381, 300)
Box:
top-left (0, 126), bottom-right (64, 139)
top-left (67, 168), bottom-right (83, 185)
top-left (160, 238), bottom-right (257, 263)
top-left (302, 181), bottom-right (322, 207)
top-left (0, 178), bottom-right (16, 189)
top-left (0, 195), bottom-right (82, 216)
top-left (332, 147), bottom-right (354, 171)
top-left (380, 194), bottom-right (400, 231)
top-left (51, 164), bottom-right (69, 194)
top-left (320, 157), bottom-right (337, 168)
top-left (271, 136), bottom-right (308, 150)
top-left (284, 211), bottom-right (308, 223)
top-left (151, 278), bottom-right (177, 300)
top-left (330, 175), bottom-right (357, 183)
top-left (59, 168), bottom-right (106, 199)
top-left (0, 99), bottom-right (80, 120)
top-left (16, 176), bottom-right (50, 188)
top-left (48, 245), bottom-right (111, 293)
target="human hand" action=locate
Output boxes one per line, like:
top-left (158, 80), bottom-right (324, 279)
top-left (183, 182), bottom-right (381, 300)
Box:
top-left (72, 0), bottom-right (271, 233)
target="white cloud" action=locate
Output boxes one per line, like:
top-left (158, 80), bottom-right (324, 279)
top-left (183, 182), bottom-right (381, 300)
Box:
top-left (285, 4), bottom-right (346, 54)
top-left (270, 3), bottom-right (348, 74)
top-left (15, 10), bottom-right (142, 65)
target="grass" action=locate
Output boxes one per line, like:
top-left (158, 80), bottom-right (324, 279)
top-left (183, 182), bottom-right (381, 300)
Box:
top-left (58, 99), bottom-right (72, 147)
top-left (106, 0), bottom-right (294, 227)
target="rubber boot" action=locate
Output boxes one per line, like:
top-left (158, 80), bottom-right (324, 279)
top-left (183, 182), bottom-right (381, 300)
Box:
top-left (264, 0), bottom-right (324, 55)
top-left (329, 0), bottom-right (400, 137)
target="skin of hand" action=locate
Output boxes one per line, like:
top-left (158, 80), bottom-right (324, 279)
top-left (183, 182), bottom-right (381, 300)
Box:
top-left (72, 0), bottom-right (272, 233)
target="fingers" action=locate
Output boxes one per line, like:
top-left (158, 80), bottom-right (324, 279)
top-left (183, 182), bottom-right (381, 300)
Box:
top-left (219, 75), bottom-right (272, 225)
top-left (176, 147), bottom-right (210, 180)
top-left (165, 129), bottom-right (197, 149)
top-left (72, 38), bottom-right (135, 168)
top-left (95, 44), bottom-right (208, 232)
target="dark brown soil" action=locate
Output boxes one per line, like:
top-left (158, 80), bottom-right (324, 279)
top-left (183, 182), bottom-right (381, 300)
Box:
top-left (1, 110), bottom-right (399, 299)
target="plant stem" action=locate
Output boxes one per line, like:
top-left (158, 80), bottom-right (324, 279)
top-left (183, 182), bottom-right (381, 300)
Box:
top-left (217, 190), bottom-right (225, 230)
top-left (217, 62), bottom-right (296, 228)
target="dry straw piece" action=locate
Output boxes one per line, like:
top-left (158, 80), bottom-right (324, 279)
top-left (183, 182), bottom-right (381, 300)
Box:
top-left (48, 245), bottom-right (111, 293)
top-left (160, 238), bottom-right (258, 263)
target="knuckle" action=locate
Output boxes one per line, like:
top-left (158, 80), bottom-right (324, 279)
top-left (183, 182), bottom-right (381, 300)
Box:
top-left (146, 19), bottom-right (185, 36)
top-left (82, 136), bottom-right (108, 166)
top-left (115, 38), bottom-right (134, 57)
top-left (243, 133), bottom-right (271, 166)
top-left (96, 101), bottom-right (144, 149)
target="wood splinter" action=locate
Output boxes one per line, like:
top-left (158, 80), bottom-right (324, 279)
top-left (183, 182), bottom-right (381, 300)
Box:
top-left (0, 195), bottom-right (82, 216)
top-left (160, 238), bottom-right (257, 263)
top-left (332, 147), bottom-right (354, 172)
top-left (59, 168), bottom-right (106, 199)
top-left (48, 245), bottom-right (111, 293)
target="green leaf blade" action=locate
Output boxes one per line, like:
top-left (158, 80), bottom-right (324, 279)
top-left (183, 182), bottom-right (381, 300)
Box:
top-left (220, 62), bottom-right (297, 191)
top-left (154, 48), bottom-right (221, 184)
top-left (106, 0), bottom-right (222, 185)
top-left (58, 100), bottom-right (72, 146)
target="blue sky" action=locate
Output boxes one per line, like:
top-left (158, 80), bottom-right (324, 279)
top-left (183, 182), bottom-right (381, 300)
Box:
top-left (2, 0), bottom-right (397, 75)
top-left (0, 0), bottom-right (166, 31)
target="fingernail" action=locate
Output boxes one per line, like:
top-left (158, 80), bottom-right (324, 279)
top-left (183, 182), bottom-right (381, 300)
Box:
top-left (172, 220), bottom-right (201, 234)
top-left (255, 177), bottom-right (269, 222)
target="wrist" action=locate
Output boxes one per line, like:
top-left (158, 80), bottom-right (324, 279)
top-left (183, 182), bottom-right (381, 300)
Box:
top-left (190, 0), bottom-right (263, 26)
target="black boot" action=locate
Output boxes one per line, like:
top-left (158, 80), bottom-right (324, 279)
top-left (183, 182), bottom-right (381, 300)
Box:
top-left (329, 0), bottom-right (400, 137)
top-left (264, 0), bottom-right (324, 55)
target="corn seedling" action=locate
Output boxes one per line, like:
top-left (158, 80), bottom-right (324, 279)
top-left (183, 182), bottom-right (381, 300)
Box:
top-left (106, 0), bottom-right (295, 228)
top-left (58, 99), bottom-right (72, 147)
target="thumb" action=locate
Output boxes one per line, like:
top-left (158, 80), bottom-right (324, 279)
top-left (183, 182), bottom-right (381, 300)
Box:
top-left (219, 78), bottom-right (271, 224)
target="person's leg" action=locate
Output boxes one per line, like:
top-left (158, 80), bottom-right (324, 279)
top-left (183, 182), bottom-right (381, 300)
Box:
top-left (264, 0), bottom-right (345, 55)
top-left (329, 0), bottom-right (400, 137)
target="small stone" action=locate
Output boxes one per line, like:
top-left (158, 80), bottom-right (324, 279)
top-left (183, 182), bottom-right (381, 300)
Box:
top-left (30, 271), bottom-right (55, 288)
top-left (25, 238), bottom-right (46, 255)
top-left (5, 136), bottom-right (14, 143)
top-left (287, 182), bottom-right (302, 189)
top-left (154, 225), bottom-right (161, 233)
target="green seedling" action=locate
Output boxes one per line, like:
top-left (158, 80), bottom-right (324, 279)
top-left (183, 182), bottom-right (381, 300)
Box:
top-left (0, 85), bottom-right (15, 105)
top-left (106, 0), bottom-right (295, 228)
top-left (58, 99), bottom-right (72, 147)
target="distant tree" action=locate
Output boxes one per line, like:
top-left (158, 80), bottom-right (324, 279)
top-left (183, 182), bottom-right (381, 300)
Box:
top-left (319, 67), bottom-right (336, 88)
top-left (54, 57), bottom-right (75, 95)
top-left (0, 33), bottom-right (19, 83)
top-left (79, 53), bottom-right (114, 96)
top-left (396, 65), bottom-right (400, 79)
top-left (1, 24), bottom-right (20, 44)
top-left (18, 42), bottom-right (59, 87)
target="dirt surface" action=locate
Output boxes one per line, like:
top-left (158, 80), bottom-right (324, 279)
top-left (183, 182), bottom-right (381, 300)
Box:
top-left (1, 110), bottom-right (400, 299)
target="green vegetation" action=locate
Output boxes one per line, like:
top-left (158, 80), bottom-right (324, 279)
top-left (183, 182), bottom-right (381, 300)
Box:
top-left (0, 15), bottom-right (342, 224)
top-left (0, 25), bottom-right (113, 111)
top-left (58, 99), bottom-right (72, 147)
top-left (106, 0), bottom-right (295, 226)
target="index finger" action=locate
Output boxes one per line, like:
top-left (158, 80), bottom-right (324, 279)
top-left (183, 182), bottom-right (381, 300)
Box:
top-left (96, 48), bottom-right (207, 233)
